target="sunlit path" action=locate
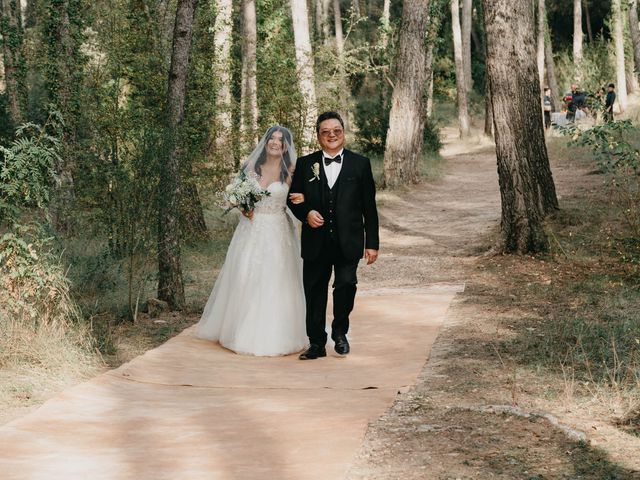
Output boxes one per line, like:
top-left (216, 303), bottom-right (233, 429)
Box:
top-left (0, 286), bottom-right (462, 480)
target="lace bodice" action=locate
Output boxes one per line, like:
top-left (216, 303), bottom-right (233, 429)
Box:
top-left (254, 182), bottom-right (289, 214)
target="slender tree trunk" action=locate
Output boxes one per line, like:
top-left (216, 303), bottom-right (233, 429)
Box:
top-left (352, 0), bottom-right (361, 18)
top-left (45, 0), bottom-right (84, 234)
top-left (315, 0), bottom-right (323, 37)
top-left (322, 0), bottom-right (330, 41)
top-left (480, 3), bottom-right (493, 137)
top-left (462, 0), bottom-right (473, 93)
top-left (451, 0), bottom-right (471, 138)
top-left (421, 4), bottom-right (442, 146)
top-left (213, 0), bottom-right (233, 157)
top-left (1, 0), bottom-right (25, 125)
top-left (240, 0), bottom-right (258, 147)
top-left (381, 0), bottom-right (391, 49)
top-left (383, 0), bottom-right (431, 187)
top-left (482, 0), bottom-right (557, 253)
top-left (583, 0), bottom-right (593, 42)
top-left (613, 0), bottom-right (628, 112)
top-left (537, 0), bottom-right (545, 90)
top-left (484, 77), bottom-right (493, 137)
top-left (573, 0), bottom-right (583, 67)
top-left (426, 45), bottom-right (435, 118)
top-left (315, 0), bottom-right (330, 42)
top-left (290, 0), bottom-right (318, 151)
top-left (626, 52), bottom-right (637, 93)
top-left (537, 0), bottom-right (546, 128)
top-left (333, 0), bottom-right (349, 131)
top-left (157, 0), bottom-right (198, 309)
top-left (629, 0), bottom-right (640, 80)
top-left (544, 19), bottom-right (561, 111)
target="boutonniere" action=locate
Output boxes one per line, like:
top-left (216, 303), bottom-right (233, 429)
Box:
top-left (309, 162), bottom-right (320, 182)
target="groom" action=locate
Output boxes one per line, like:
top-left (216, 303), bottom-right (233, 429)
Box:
top-left (288, 112), bottom-right (379, 360)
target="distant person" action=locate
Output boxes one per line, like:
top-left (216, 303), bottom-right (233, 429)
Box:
top-left (565, 84), bottom-right (586, 122)
top-left (543, 87), bottom-right (552, 129)
top-left (605, 83), bottom-right (616, 123)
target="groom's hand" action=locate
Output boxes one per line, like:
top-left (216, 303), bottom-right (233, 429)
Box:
top-left (307, 210), bottom-right (324, 228)
top-left (365, 249), bottom-right (378, 265)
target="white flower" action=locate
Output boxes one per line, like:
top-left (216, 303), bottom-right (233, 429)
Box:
top-left (309, 162), bottom-right (320, 182)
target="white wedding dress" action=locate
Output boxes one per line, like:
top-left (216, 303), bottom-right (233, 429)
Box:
top-left (195, 182), bottom-right (308, 356)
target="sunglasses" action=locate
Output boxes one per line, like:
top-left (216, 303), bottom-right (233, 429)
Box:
top-left (319, 128), bottom-right (344, 138)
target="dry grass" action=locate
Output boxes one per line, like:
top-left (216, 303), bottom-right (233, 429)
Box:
top-left (0, 234), bottom-right (104, 425)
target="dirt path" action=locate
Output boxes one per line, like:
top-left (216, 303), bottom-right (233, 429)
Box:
top-left (363, 126), bottom-right (500, 284)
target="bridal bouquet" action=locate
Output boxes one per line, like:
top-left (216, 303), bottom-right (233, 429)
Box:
top-left (222, 170), bottom-right (270, 214)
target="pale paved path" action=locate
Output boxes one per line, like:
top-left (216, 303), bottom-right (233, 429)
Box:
top-left (0, 286), bottom-right (462, 480)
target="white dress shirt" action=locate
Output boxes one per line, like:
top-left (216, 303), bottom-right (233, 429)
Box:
top-left (322, 148), bottom-right (344, 189)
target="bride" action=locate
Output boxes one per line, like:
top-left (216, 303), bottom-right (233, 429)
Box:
top-left (195, 126), bottom-right (308, 356)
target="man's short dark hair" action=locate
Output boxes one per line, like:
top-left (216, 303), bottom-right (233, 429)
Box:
top-left (608, 83), bottom-right (615, 88)
top-left (316, 111), bottom-right (344, 133)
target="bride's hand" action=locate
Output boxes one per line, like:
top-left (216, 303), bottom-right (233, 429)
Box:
top-left (241, 209), bottom-right (254, 220)
top-left (289, 193), bottom-right (305, 204)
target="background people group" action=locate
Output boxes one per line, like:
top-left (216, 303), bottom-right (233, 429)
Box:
top-left (543, 82), bottom-right (618, 129)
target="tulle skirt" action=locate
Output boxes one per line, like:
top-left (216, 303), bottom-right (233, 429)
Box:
top-left (195, 211), bottom-right (308, 356)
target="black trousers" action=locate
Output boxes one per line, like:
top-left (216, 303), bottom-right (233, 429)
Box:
top-left (303, 238), bottom-right (359, 346)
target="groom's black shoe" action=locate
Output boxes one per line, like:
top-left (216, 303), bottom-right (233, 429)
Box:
top-left (334, 335), bottom-right (350, 355)
top-left (299, 344), bottom-right (327, 360)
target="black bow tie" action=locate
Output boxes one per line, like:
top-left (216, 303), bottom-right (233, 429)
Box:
top-left (324, 154), bottom-right (342, 166)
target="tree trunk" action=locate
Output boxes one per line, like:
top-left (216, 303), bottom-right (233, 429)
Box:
top-left (484, 77), bottom-right (493, 137)
top-left (544, 18), bottom-right (561, 111)
top-left (478, 1), bottom-right (492, 137)
top-left (426, 45), bottom-right (435, 118)
top-left (537, 0), bottom-right (546, 128)
top-left (315, 0), bottom-right (322, 37)
top-left (352, 0), bottom-right (361, 18)
top-left (482, 0), bottom-right (557, 253)
top-left (583, 0), bottom-right (593, 42)
top-left (451, 0), bottom-right (471, 138)
top-left (333, 0), bottom-right (349, 131)
top-left (626, 51), bottom-right (637, 93)
top-left (573, 0), bottom-right (583, 67)
top-left (613, 0), bottom-right (628, 112)
top-left (421, 4), bottom-right (442, 122)
top-left (157, 0), bottom-right (198, 310)
top-left (45, 0), bottom-right (83, 234)
top-left (536, 0), bottom-right (545, 90)
top-left (629, 0), bottom-right (640, 81)
top-left (1, 0), bottom-right (25, 125)
top-left (382, 0), bottom-right (431, 187)
top-left (462, 0), bottom-right (473, 93)
top-left (240, 0), bottom-right (258, 147)
top-left (213, 0), bottom-right (233, 158)
top-left (381, 0), bottom-right (391, 49)
top-left (315, 0), bottom-right (330, 42)
top-left (290, 0), bottom-right (318, 151)
top-left (322, 0), bottom-right (330, 41)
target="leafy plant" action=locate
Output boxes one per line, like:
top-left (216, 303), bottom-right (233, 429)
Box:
top-left (0, 110), bottom-right (64, 223)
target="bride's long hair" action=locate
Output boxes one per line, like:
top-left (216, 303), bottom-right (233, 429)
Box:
top-left (242, 125), bottom-right (296, 184)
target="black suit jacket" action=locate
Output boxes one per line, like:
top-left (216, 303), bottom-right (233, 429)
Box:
top-left (287, 149), bottom-right (379, 261)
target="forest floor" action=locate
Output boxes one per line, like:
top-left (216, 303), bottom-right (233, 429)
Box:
top-left (3, 104), bottom-right (640, 478)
